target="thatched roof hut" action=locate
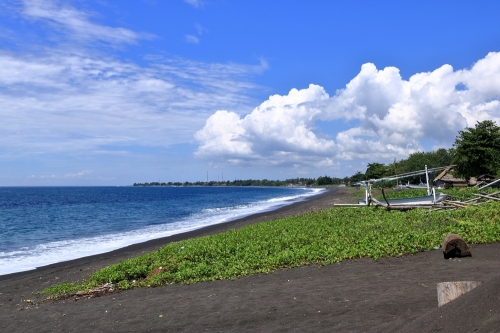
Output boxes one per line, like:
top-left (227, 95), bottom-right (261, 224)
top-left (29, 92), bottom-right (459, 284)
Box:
top-left (434, 168), bottom-right (468, 188)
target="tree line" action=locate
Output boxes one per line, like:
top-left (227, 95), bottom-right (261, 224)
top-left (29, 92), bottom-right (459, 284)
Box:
top-left (133, 178), bottom-right (316, 187)
top-left (134, 120), bottom-right (500, 187)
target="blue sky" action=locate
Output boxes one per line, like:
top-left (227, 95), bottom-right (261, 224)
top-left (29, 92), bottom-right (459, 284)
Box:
top-left (1, 0), bottom-right (500, 185)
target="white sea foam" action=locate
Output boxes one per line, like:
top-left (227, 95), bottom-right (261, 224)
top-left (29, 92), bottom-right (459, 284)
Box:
top-left (0, 188), bottom-right (324, 276)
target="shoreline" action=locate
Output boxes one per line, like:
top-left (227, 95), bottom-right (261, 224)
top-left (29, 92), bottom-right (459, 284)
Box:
top-left (0, 186), bottom-right (351, 282)
top-left (1, 185), bottom-right (499, 332)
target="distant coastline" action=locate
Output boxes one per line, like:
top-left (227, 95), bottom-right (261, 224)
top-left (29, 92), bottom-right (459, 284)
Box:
top-left (132, 176), bottom-right (340, 187)
top-left (133, 178), bottom-right (316, 187)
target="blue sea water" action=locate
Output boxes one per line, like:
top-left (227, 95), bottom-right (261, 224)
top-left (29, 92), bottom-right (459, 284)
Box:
top-left (0, 186), bottom-right (323, 276)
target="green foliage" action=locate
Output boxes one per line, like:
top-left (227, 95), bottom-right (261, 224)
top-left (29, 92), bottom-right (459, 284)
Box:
top-left (43, 201), bottom-right (500, 296)
top-left (317, 175), bottom-right (334, 185)
top-left (350, 171), bottom-right (365, 182)
top-left (453, 120), bottom-right (500, 178)
top-left (382, 189), bottom-right (428, 199)
top-left (359, 149), bottom-right (454, 186)
top-left (395, 149), bottom-right (454, 175)
top-left (365, 163), bottom-right (390, 179)
top-left (441, 186), bottom-right (498, 201)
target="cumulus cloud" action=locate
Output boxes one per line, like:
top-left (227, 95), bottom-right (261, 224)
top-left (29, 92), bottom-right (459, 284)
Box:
top-left (195, 84), bottom-right (337, 167)
top-left (195, 52), bottom-right (500, 169)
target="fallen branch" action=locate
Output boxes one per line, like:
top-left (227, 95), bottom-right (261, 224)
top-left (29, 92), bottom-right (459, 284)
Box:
top-left (472, 193), bottom-right (500, 201)
top-left (442, 201), bottom-right (468, 208)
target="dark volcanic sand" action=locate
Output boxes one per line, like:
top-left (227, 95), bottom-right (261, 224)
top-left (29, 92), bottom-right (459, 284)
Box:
top-left (1, 187), bottom-right (499, 332)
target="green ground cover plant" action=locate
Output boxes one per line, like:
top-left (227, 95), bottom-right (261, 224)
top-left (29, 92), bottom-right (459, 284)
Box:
top-left (43, 200), bottom-right (500, 297)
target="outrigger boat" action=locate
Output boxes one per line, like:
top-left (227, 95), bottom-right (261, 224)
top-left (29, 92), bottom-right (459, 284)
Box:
top-left (405, 182), bottom-right (429, 190)
top-left (358, 189), bottom-right (448, 206)
top-left (358, 165), bottom-right (453, 206)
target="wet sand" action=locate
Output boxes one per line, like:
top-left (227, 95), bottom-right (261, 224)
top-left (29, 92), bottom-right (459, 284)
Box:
top-left (1, 186), bottom-right (499, 332)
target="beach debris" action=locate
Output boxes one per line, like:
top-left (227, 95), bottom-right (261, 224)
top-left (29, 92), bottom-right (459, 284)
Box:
top-left (441, 234), bottom-right (471, 259)
top-left (334, 189), bottom-right (500, 212)
top-left (437, 281), bottom-right (483, 307)
top-left (71, 283), bottom-right (116, 300)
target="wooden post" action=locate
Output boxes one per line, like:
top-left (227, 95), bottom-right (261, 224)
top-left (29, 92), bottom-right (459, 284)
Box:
top-left (437, 281), bottom-right (483, 307)
top-left (381, 188), bottom-right (390, 206)
top-left (425, 165), bottom-right (431, 195)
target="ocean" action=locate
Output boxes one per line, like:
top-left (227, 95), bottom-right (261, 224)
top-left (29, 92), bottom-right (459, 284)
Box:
top-left (0, 186), bottom-right (323, 276)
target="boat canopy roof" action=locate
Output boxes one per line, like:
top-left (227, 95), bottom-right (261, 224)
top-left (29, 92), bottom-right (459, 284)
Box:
top-left (363, 165), bottom-right (456, 185)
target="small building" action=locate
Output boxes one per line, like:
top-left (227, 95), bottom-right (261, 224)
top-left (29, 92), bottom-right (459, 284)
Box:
top-left (475, 174), bottom-right (499, 188)
top-left (434, 168), bottom-right (468, 188)
top-left (434, 169), bottom-right (498, 188)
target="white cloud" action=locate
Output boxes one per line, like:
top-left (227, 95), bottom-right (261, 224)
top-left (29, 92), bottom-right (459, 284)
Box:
top-left (22, 0), bottom-right (151, 44)
top-left (195, 84), bottom-right (336, 167)
top-left (64, 170), bottom-right (93, 178)
top-left (195, 52), bottom-right (500, 170)
top-left (0, 1), bottom-right (269, 162)
top-left (0, 50), bottom-right (267, 160)
top-left (185, 34), bottom-right (199, 44)
top-left (194, 23), bottom-right (208, 35)
top-left (184, 0), bottom-right (203, 8)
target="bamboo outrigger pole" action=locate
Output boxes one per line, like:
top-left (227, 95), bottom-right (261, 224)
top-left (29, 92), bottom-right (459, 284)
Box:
top-left (425, 165), bottom-right (431, 195)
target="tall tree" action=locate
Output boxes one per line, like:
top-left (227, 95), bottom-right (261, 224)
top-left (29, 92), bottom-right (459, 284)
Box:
top-left (317, 175), bottom-right (333, 185)
top-left (350, 171), bottom-right (365, 182)
top-left (395, 149), bottom-right (454, 174)
top-left (365, 163), bottom-right (389, 179)
top-left (453, 120), bottom-right (500, 178)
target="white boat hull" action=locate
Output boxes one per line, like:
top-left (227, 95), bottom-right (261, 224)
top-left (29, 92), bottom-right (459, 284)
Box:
top-left (358, 193), bottom-right (448, 206)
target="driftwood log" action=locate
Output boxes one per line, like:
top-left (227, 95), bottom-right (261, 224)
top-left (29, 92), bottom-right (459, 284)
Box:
top-left (442, 234), bottom-right (471, 259)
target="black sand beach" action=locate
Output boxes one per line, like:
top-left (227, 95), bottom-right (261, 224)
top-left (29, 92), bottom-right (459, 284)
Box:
top-left (1, 187), bottom-right (499, 332)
